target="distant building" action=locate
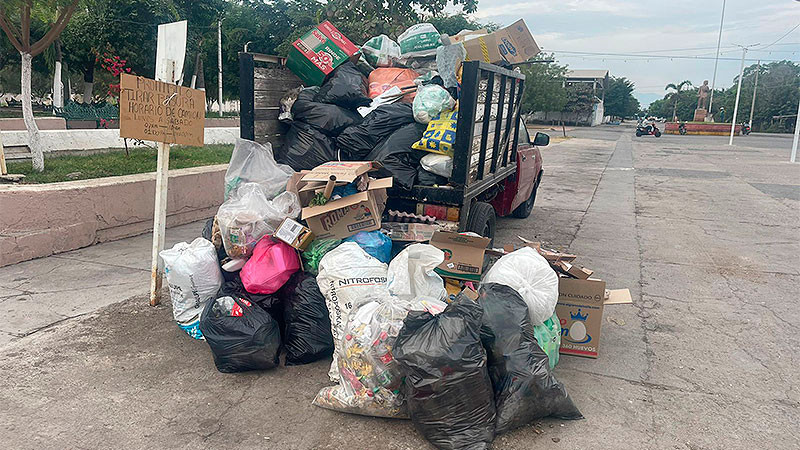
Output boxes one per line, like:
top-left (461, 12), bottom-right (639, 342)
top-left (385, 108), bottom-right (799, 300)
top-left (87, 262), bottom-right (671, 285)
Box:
top-left (531, 69), bottom-right (610, 126)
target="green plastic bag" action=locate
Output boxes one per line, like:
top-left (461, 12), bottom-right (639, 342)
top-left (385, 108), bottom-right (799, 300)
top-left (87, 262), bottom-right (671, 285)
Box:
top-left (301, 239), bottom-right (342, 276)
top-left (534, 311), bottom-right (561, 369)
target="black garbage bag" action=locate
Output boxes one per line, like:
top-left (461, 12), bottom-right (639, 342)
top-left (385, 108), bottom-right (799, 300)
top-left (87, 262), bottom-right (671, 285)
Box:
top-left (199, 292), bottom-right (282, 373)
top-left (366, 122), bottom-right (427, 191)
top-left (293, 87), bottom-right (363, 136)
top-left (218, 277), bottom-right (284, 339)
top-left (394, 291), bottom-right (496, 450)
top-left (416, 168), bottom-right (448, 186)
top-left (314, 62), bottom-right (371, 110)
top-left (479, 283), bottom-right (583, 434)
top-left (201, 218), bottom-right (239, 282)
top-left (279, 120), bottom-right (338, 171)
top-left (279, 272), bottom-right (334, 366)
top-left (337, 103), bottom-right (414, 160)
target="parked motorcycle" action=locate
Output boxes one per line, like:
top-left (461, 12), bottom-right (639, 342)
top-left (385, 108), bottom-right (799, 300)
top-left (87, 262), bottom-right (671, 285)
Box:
top-left (635, 122), bottom-right (661, 137)
top-left (741, 123), bottom-right (751, 135)
top-left (678, 123), bottom-right (687, 135)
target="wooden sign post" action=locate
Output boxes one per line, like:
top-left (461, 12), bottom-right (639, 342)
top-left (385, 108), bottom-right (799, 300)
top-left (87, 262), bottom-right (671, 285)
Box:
top-left (119, 20), bottom-right (203, 306)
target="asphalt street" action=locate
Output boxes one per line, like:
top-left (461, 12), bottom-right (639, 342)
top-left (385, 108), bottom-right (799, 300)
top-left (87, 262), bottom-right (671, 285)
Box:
top-left (0, 125), bottom-right (797, 449)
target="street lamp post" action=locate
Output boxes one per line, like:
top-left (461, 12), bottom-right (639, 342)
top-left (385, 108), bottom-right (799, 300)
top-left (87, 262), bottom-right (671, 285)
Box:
top-left (708, 0), bottom-right (726, 118)
top-left (729, 45), bottom-right (757, 146)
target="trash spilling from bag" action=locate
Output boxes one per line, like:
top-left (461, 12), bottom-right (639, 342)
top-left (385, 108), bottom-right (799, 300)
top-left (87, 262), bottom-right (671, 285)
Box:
top-left (155, 17), bottom-right (641, 450)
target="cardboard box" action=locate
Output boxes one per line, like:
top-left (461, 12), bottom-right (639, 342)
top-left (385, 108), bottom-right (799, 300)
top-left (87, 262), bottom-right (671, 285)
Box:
top-left (285, 21), bottom-right (360, 86)
top-left (274, 218), bottom-right (314, 251)
top-left (442, 29), bottom-right (488, 45)
top-left (556, 278), bottom-right (632, 358)
top-left (462, 19), bottom-right (540, 65)
top-left (301, 161), bottom-right (378, 183)
top-left (556, 261), bottom-right (593, 279)
top-left (430, 231), bottom-right (490, 281)
top-left (301, 177), bottom-right (392, 240)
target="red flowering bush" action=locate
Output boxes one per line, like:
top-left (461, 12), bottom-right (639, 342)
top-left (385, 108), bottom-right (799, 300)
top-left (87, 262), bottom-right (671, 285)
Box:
top-left (99, 53), bottom-right (134, 98)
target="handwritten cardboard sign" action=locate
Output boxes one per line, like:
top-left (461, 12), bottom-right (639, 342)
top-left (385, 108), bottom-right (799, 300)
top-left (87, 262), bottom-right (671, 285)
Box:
top-left (119, 73), bottom-right (205, 146)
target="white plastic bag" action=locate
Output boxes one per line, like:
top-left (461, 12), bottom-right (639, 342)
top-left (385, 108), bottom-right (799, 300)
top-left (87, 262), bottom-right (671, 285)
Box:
top-left (483, 247), bottom-right (559, 325)
top-left (160, 237), bottom-right (224, 338)
top-left (412, 84), bottom-right (455, 124)
top-left (224, 138), bottom-right (295, 200)
top-left (436, 43), bottom-right (466, 88)
top-left (216, 183), bottom-right (301, 259)
top-left (398, 23), bottom-right (442, 59)
top-left (317, 242), bottom-right (390, 381)
top-left (387, 243), bottom-right (447, 303)
top-left (362, 34), bottom-right (401, 67)
top-left (420, 153), bottom-right (453, 178)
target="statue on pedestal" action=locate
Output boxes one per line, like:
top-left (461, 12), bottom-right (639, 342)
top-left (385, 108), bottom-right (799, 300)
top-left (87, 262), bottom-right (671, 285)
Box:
top-left (697, 80), bottom-right (710, 110)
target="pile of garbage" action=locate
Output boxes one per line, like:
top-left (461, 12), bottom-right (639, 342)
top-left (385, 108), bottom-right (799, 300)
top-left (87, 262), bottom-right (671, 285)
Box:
top-left (153, 19), bottom-right (609, 450)
top-left (272, 20), bottom-right (504, 191)
top-left (159, 148), bottom-right (583, 449)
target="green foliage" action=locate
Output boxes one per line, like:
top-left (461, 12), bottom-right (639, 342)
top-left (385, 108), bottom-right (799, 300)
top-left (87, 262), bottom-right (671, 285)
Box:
top-left (428, 13), bottom-right (497, 36)
top-left (519, 54), bottom-right (568, 114)
top-left (604, 76), bottom-right (640, 119)
top-left (322, 0), bottom-right (478, 44)
top-left (6, 144), bottom-right (233, 183)
top-left (565, 83), bottom-right (595, 114)
top-left (648, 90), bottom-right (697, 121)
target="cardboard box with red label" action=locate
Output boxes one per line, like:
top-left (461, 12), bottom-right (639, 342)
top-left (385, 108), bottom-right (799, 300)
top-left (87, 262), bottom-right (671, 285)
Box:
top-left (286, 21), bottom-right (360, 86)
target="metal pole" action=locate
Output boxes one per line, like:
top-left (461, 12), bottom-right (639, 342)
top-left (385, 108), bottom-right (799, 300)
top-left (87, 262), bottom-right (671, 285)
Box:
top-left (217, 19), bottom-right (223, 117)
top-left (748, 60), bottom-right (760, 127)
top-left (729, 47), bottom-right (747, 146)
top-left (791, 90), bottom-right (799, 163)
top-left (708, 0), bottom-right (726, 117)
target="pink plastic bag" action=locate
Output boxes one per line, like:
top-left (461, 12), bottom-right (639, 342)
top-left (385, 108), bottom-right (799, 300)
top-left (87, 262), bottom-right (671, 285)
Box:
top-left (241, 238), bottom-right (300, 294)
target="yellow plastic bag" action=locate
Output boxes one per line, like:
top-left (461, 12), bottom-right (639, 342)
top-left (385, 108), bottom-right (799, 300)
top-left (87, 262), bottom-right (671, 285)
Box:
top-left (412, 110), bottom-right (458, 156)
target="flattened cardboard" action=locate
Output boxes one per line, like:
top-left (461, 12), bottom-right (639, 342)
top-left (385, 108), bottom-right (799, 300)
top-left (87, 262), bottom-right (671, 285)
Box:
top-left (300, 177), bottom-right (392, 240)
top-left (430, 231), bottom-right (490, 281)
top-left (556, 261), bottom-right (593, 279)
top-left (462, 19), bottom-right (540, 65)
top-left (301, 161), bottom-right (378, 183)
top-left (119, 74), bottom-right (205, 146)
top-left (605, 289), bottom-right (633, 305)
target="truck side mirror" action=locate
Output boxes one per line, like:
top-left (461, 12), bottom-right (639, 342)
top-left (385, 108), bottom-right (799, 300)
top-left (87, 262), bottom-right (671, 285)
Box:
top-left (532, 132), bottom-right (549, 147)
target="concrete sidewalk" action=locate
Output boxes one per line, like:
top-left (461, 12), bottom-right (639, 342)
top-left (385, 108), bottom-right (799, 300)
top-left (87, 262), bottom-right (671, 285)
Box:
top-left (0, 220), bottom-right (208, 347)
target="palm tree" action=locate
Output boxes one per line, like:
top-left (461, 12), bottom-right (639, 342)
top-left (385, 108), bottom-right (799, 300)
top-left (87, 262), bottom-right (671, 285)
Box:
top-left (665, 80), bottom-right (692, 122)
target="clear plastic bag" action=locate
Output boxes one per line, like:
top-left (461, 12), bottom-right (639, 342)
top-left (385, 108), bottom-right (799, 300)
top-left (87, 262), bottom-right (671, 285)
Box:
top-left (420, 153), bottom-right (453, 178)
top-left (216, 183), bottom-right (301, 259)
top-left (482, 247), bottom-right (559, 325)
top-left (224, 138), bottom-right (295, 200)
top-left (317, 242), bottom-right (390, 381)
top-left (436, 43), bottom-right (466, 89)
top-left (313, 299), bottom-right (409, 418)
top-left (343, 230), bottom-right (393, 263)
top-left (160, 237), bottom-right (224, 339)
top-left (387, 243), bottom-right (447, 303)
top-left (362, 35), bottom-right (401, 67)
top-left (412, 85), bottom-right (455, 124)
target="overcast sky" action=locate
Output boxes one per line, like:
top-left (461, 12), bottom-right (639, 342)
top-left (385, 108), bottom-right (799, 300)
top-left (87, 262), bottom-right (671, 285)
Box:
top-left (470, 0), bottom-right (800, 106)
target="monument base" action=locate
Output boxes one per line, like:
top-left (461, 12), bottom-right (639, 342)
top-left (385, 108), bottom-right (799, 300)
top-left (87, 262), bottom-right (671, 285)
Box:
top-left (693, 108), bottom-right (707, 122)
top-left (704, 114), bottom-right (714, 122)
top-left (665, 122), bottom-right (741, 136)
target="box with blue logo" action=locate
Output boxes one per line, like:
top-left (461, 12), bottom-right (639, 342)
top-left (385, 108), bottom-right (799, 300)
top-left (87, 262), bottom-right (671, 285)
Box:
top-left (461, 19), bottom-right (540, 64)
top-left (556, 277), bottom-right (632, 358)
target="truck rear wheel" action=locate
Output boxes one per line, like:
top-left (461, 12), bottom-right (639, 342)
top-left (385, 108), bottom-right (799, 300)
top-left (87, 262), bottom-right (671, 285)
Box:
top-left (465, 201), bottom-right (496, 244)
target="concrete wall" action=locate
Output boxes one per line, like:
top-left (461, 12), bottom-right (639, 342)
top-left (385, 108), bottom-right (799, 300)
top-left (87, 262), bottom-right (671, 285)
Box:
top-left (0, 165), bottom-right (226, 267)
top-left (1, 127), bottom-right (238, 160)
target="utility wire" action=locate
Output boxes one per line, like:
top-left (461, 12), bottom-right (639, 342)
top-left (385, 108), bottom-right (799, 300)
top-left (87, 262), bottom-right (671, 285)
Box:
top-left (757, 22), bottom-right (800, 51)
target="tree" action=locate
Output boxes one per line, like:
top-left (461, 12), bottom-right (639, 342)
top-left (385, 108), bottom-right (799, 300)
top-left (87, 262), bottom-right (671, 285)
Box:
top-left (605, 76), bottom-right (640, 119)
top-left (518, 54), bottom-right (568, 117)
top-left (0, 0), bottom-right (80, 172)
top-left (664, 80), bottom-right (692, 121)
top-left (564, 83), bottom-right (596, 125)
top-left (428, 13), bottom-right (497, 36)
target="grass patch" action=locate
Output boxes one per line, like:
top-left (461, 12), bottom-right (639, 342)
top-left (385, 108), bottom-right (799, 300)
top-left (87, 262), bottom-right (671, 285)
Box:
top-left (6, 144), bottom-right (233, 184)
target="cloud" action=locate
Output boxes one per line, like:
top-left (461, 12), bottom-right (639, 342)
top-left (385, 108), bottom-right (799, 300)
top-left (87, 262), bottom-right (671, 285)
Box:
top-left (473, 0), bottom-right (647, 20)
